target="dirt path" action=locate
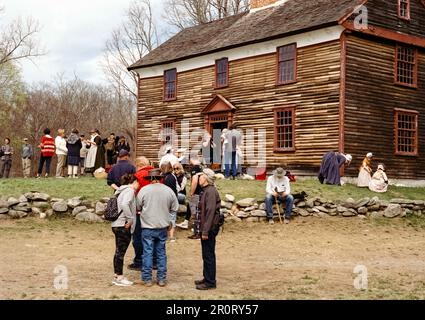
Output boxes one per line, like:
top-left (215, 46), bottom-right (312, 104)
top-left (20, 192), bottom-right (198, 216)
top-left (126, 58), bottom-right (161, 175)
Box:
top-left (0, 217), bottom-right (424, 299)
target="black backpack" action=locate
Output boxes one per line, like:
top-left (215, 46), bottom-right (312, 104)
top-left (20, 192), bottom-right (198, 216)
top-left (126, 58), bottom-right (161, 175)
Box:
top-left (104, 194), bottom-right (123, 222)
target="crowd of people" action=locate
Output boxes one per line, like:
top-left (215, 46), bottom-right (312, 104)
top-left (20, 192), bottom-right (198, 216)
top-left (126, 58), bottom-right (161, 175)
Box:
top-left (0, 129), bottom-right (132, 179)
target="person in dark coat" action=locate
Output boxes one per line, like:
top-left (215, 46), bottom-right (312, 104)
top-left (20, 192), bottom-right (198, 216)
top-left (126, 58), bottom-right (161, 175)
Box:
top-left (318, 151), bottom-right (352, 186)
top-left (66, 129), bottom-right (82, 178)
top-left (107, 149), bottom-right (136, 190)
top-left (195, 168), bottom-right (221, 290)
top-left (117, 136), bottom-right (131, 154)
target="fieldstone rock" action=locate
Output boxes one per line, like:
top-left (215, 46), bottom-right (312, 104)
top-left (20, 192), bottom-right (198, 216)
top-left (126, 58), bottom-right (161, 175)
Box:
top-left (380, 200), bottom-right (389, 208)
top-left (259, 203), bottom-right (266, 210)
top-left (314, 211), bottom-right (328, 218)
top-left (236, 198), bottom-right (257, 208)
top-left (250, 210), bottom-right (267, 217)
top-left (312, 208), bottom-right (320, 213)
top-left (355, 197), bottom-right (370, 209)
top-left (52, 201), bottom-right (68, 213)
top-left (404, 209), bottom-right (413, 215)
top-left (244, 204), bottom-right (259, 212)
top-left (178, 205), bottom-right (187, 213)
top-left (368, 203), bottom-right (381, 211)
top-left (413, 206), bottom-right (422, 211)
top-left (242, 174), bottom-right (255, 180)
top-left (400, 210), bottom-right (407, 218)
top-left (315, 206), bottom-right (328, 213)
top-left (221, 201), bottom-right (233, 209)
top-left (18, 195), bottom-right (28, 203)
top-left (370, 211), bottom-right (383, 219)
top-left (24, 192), bottom-right (35, 200)
top-left (225, 216), bottom-right (242, 223)
top-left (337, 206), bottom-right (347, 213)
top-left (296, 201), bottom-right (306, 208)
top-left (51, 198), bottom-right (64, 203)
top-left (298, 209), bottom-right (311, 217)
top-left (306, 208), bottom-right (314, 213)
top-left (384, 204), bottom-right (403, 218)
top-left (72, 206), bottom-right (88, 217)
top-left (32, 201), bottom-right (49, 209)
top-left (100, 197), bottom-right (111, 203)
top-left (357, 207), bottom-right (368, 215)
top-left (414, 211), bottom-right (422, 217)
top-left (236, 211), bottom-right (249, 218)
top-left (67, 198), bottom-right (82, 209)
top-left (326, 203), bottom-right (337, 209)
top-left (342, 209), bottom-right (357, 217)
top-left (342, 198), bottom-right (356, 209)
top-left (225, 194), bottom-right (235, 203)
top-left (314, 201), bottom-right (321, 206)
top-left (75, 212), bottom-right (103, 223)
top-left (368, 196), bottom-right (380, 206)
top-left (39, 212), bottom-right (47, 219)
top-left (306, 199), bottom-right (315, 208)
top-left (327, 208), bottom-right (338, 216)
top-left (95, 202), bottom-right (107, 216)
top-left (0, 214), bottom-right (11, 220)
top-left (7, 197), bottom-right (20, 207)
top-left (390, 198), bottom-right (414, 204)
top-left (81, 200), bottom-right (93, 207)
top-left (245, 217), bottom-right (259, 223)
top-left (45, 209), bottom-right (54, 217)
top-left (8, 210), bottom-right (28, 219)
top-left (0, 207), bottom-right (9, 214)
top-left (31, 207), bottom-right (42, 216)
top-left (0, 200), bottom-right (9, 208)
top-left (413, 200), bottom-right (425, 206)
top-left (32, 193), bottom-right (50, 201)
top-left (87, 208), bottom-right (95, 213)
top-left (12, 204), bottom-right (31, 213)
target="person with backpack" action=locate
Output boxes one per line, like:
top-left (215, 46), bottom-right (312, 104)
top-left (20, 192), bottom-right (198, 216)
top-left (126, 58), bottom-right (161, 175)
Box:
top-left (110, 173), bottom-right (140, 287)
top-left (160, 161), bottom-right (178, 242)
top-left (195, 168), bottom-right (221, 290)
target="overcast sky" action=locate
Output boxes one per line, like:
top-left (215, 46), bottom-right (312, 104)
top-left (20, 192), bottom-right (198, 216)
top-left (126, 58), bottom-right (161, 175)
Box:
top-left (1, 0), bottom-right (165, 85)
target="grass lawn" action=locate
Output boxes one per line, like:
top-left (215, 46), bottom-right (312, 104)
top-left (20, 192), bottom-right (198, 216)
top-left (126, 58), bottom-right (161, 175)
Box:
top-left (0, 176), bottom-right (424, 202)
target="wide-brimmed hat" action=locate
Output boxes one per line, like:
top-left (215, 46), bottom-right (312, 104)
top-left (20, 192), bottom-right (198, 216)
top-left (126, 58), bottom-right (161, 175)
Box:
top-left (273, 167), bottom-right (285, 178)
top-left (143, 168), bottom-right (162, 180)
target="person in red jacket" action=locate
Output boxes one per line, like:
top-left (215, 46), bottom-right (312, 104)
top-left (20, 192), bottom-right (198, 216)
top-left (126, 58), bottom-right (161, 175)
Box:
top-left (128, 156), bottom-right (154, 271)
top-left (36, 128), bottom-right (56, 178)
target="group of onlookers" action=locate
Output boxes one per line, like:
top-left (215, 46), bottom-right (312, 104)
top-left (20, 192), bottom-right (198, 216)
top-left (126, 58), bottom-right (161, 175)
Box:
top-left (107, 153), bottom-right (221, 290)
top-left (0, 129), bottom-right (131, 179)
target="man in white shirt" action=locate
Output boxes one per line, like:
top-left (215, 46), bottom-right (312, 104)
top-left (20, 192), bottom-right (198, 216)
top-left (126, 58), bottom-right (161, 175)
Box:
top-left (265, 167), bottom-right (294, 225)
top-left (159, 145), bottom-right (179, 167)
top-left (55, 129), bottom-right (68, 178)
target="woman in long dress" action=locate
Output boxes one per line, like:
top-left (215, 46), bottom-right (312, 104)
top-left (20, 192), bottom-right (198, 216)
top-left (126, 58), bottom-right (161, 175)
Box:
top-left (369, 164), bottom-right (389, 193)
top-left (85, 129), bottom-right (105, 173)
top-left (357, 152), bottom-right (373, 187)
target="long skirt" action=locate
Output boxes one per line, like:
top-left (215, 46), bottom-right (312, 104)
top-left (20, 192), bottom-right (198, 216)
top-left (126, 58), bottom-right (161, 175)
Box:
top-left (357, 168), bottom-right (371, 187)
top-left (369, 179), bottom-right (388, 193)
top-left (85, 145), bottom-right (97, 170)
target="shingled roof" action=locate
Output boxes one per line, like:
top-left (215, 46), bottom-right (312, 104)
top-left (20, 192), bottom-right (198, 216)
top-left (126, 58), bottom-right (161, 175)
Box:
top-left (128, 0), bottom-right (364, 70)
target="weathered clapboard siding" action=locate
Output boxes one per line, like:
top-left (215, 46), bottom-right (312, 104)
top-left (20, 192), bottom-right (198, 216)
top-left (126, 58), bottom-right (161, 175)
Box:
top-left (347, 0), bottom-right (425, 39)
top-left (344, 33), bottom-right (425, 179)
top-left (136, 41), bottom-right (342, 170)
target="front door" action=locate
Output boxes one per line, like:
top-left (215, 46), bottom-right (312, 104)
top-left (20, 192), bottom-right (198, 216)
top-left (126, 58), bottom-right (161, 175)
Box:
top-left (210, 120), bottom-right (229, 169)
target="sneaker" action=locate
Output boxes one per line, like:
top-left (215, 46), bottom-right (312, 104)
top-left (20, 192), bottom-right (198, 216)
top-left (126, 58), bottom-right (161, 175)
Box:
top-left (268, 219), bottom-right (275, 225)
top-left (112, 276), bottom-right (133, 287)
top-left (157, 280), bottom-right (167, 287)
top-left (284, 218), bottom-right (289, 224)
top-left (127, 263), bottom-right (141, 271)
top-left (36, 174), bottom-right (41, 179)
top-left (176, 220), bottom-right (189, 229)
top-left (188, 234), bottom-right (201, 240)
top-left (134, 279), bottom-right (153, 287)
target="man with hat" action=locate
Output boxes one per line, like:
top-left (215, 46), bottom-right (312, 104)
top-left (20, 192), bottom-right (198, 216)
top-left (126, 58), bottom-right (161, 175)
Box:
top-left (107, 149), bottom-right (136, 191)
top-left (159, 145), bottom-right (179, 167)
top-left (195, 168), bottom-right (221, 290)
top-left (265, 167), bottom-right (295, 225)
top-left (21, 138), bottom-right (33, 178)
top-left (136, 169), bottom-right (179, 287)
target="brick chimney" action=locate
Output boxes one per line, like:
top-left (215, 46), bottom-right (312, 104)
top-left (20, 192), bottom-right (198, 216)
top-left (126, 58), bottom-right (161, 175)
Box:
top-left (250, 0), bottom-right (279, 10)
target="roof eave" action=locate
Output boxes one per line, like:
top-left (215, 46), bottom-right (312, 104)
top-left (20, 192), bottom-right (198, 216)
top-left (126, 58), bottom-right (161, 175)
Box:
top-left (127, 21), bottom-right (339, 72)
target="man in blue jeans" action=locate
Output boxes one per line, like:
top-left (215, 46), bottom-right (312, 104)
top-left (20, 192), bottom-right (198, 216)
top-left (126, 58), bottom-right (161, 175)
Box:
top-left (265, 167), bottom-right (294, 225)
top-left (136, 169), bottom-right (179, 287)
top-left (223, 124), bottom-right (242, 179)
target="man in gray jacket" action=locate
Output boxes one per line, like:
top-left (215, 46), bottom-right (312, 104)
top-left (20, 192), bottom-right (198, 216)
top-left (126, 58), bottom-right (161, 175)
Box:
top-left (22, 138), bottom-right (33, 178)
top-left (136, 169), bottom-right (179, 287)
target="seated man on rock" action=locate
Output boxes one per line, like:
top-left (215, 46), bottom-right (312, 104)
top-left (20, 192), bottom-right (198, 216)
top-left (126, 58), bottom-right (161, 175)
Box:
top-left (265, 167), bottom-right (294, 225)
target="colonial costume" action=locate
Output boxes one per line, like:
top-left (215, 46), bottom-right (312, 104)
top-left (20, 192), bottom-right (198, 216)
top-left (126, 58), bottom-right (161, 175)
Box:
top-left (369, 164), bottom-right (388, 193)
top-left (357, 152), bottom-right (373, 187)
top-left (318, 151), bottom-right (352, 186)
top-left (85, 130), bottom-right (105, 173)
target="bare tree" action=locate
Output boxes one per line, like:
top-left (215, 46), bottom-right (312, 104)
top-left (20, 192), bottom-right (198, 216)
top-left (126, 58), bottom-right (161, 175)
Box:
top-left (101, 0), bottom-right (159, 99)
top-left (0, 16), bottom-right (45, 66)
top-left (164, 0), bottom-right (249, 30)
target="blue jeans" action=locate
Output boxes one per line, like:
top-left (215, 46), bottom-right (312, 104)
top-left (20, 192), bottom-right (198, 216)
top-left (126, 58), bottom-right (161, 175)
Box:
top-left (141, 228), bottom-right (167, 282)
top-left (132, 214), bottom-right (143, 266)
top-left (224, 151), bottom-right (237, 178)
top-left (265, 194), bottom-right (294, 219)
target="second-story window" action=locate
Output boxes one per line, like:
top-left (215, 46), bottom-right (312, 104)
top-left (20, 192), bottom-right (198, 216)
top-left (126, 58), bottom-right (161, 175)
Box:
top-left (395, 45), bottom-right (418, 87)
top-left (398, 0), bottom-right (410, 20)
top-left (277, 43), bottom-right (297, 85)
top-left (215, 58), bottom-right (229, 88)
top-left (164, 68), bottom-right (177, 101)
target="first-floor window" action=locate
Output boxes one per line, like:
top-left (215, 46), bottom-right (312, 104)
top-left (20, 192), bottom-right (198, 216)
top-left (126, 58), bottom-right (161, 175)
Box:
top-left (274, 107), bottom-right (295, 151)
top-left (394, 108), bottom-right (418, 156)
top-left (161, 120), bottom-right (176, 145)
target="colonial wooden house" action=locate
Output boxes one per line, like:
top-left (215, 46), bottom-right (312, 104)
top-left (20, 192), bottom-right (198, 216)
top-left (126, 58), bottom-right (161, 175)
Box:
top-left (128, 0), bottom-right (425, 179)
